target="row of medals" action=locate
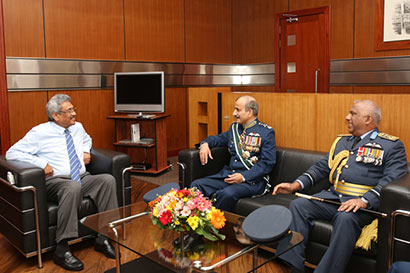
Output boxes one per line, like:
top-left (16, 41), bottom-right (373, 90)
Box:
top-left (355, 143), bottom-right (384, 166)
top-left (240, 132), bottom-right (260, 163)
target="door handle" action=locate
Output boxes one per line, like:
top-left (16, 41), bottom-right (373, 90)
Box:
top-left (315, 69), bottom-right (320, 93)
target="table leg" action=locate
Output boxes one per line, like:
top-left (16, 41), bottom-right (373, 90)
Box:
top-left (112, 227), bottom-right (121, 273)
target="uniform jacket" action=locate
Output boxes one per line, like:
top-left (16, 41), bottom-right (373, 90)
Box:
top-left (202, 118), bottom-right (276, 186)
top-left (297, 129), bottom-right (408, 210)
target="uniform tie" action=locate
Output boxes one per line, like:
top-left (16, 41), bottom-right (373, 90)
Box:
top-left (64, 129), bottom-right (81, 183)
top-left (352, 136), bottom-right (361, 149)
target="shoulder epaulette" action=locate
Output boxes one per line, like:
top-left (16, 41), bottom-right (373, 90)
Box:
top-left (378, 132), bottom-right (399, 141)
top-left (257, 122), bottom-right (272, 130)
top-left (337, 134), bottom-right (351, 137)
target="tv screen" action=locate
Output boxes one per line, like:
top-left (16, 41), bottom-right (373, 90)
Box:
top-left (114, 71), bottom-right (165, 113)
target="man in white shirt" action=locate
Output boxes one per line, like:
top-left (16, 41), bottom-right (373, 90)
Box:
top-left (6, 94), bottom-right (118, 271)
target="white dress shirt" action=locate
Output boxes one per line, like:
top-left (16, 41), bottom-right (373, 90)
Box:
top-left (6, 121), bottom-right (92, 178)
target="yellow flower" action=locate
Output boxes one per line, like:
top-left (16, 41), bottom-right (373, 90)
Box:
top-left (209, 208), bottom-right (226, 229)
top-left (183, 197), bottom-right (188, 203)
top-left (153, 207), bottom-right (158, 217)
top-left (187, 215), bottom-right (199, 230)
top-left (189, 252), bottom-right (200, 260)
top-left (175, 220), bottom-right (180, 225)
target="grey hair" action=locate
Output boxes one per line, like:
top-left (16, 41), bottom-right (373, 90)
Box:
top-left (237, 95), bottom-right (259, 116)
top-left (354, 99), bottom-right (381, 125)
top-left (46, 94), bottom-right (71, 121)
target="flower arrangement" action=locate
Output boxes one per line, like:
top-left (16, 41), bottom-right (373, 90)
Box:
top-left (148, 187), bottom-right (226, 241)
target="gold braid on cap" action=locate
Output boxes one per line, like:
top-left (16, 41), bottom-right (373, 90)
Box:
top-left (328, 136), bottom-right (350, 186)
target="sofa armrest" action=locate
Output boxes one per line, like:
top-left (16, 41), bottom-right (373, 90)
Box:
top-left (178, 147), bottom-right (230, 188)
top-left (86, 148), bottom-right (131, 206)
top-left (0, 156), bottom-right (49, 248)
top-left (377, 173), bottom-right (410, 273)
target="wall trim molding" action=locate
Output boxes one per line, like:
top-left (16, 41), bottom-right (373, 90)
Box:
top-left (6, 55), bottom-right (410, 91)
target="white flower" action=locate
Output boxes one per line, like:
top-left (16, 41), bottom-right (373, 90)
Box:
top-left (180, 206), bottom-right (191, 217)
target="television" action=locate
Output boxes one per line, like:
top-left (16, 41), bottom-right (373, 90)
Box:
top-left (114, 71), bottom-right (165, 114)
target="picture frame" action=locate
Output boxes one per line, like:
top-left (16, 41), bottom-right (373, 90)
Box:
top-left (376, 0), bottom-right (410, 51)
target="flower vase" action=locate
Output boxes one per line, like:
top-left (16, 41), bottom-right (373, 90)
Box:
top-left (173, 231), bottom-right (203, 252)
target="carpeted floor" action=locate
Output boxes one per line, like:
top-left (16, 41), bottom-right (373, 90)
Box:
top-left (131, 156), bottom-right (179, 186)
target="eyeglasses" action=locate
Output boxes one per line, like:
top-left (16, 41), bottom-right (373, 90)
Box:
top-left (59, 107), bottom-right (77, 114)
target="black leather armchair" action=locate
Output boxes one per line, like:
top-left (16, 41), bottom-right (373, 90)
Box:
top-left (178, 146), bottom-right (410, 273)
top-left (0, 148), bottom-right (131, 268)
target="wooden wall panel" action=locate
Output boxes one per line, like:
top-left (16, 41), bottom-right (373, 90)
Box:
top-left (188, 87), bottom-right (231, 147)
top-left (164, 88), bottom-right (188, 155)
top-left (328, 0), bottom-right (354, 59)
top-left (43, 0), bottom-right (124, 60)
top-left (221, 93), bottom-right (410, 159)
top-left (289, 0), bottom-right (354, 59)
top-left (48, 90), bottom-right (115, 150)
top-left (330, 86), bottom-right (353, 93)
top-left (355, 0), bottom-right (410, 58)
top-left (2, 0), bottom-right (45, 57)
top-left (232, 0), bottom-right (287, 64)
top-left (185, 0), bottom-right (232, 64)
top-left (124, 0), bottom-right (185, 62)
top-left (353, 86), bottom-right (410, 94)
top-left (221, 93), bottom-right (317, 150)
top-left (7, 91), bottom-right (48, 146)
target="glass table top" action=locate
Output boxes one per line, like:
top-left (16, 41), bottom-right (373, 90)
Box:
top-left (81, 201), bottom-right (303, 272)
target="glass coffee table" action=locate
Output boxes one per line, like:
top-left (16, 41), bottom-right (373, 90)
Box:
top-left (81, 202), bottom-right (303, 273)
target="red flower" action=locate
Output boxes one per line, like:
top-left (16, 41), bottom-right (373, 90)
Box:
top-left (178, 189), bottom-right (191, 197)
top-left (159, 210), bottom-right (173, 225)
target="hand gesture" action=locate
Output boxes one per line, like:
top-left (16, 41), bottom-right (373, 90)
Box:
top-left (224, 173), bottom-right (244, 184)
top-left (83, 152), bottom-right (91, 165)
top-left (272, 182), bottom-right (301, 195)
top-left (338, 198), bottom-right (368, 213)
top-left (199, 142), bottom-right (213, 165)
top-left (44, 164), bottom-right (54, 178)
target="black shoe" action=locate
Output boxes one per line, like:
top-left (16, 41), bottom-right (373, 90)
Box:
top-left (95, 238), bottom-right (116, 259)
top-left (53, 250), bottom-right (84, 271)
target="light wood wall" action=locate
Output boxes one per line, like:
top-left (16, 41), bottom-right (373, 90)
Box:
top-left (187, 87), bottom-right (231, 147)
top-left (221, 93), bottom-right (410, 160)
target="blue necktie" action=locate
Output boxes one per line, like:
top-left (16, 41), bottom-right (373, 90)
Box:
top-left (64, 129), bottom-right (81, 183)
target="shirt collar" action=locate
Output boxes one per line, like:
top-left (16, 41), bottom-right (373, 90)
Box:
top-left (50, 121), bottom-right (70, 134)
top-left (359, 128), bottom-right (377, 140)
top-left (243, 118), bottom-right (258, 129)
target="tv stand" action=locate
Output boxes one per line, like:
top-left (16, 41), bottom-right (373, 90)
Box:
top-left (127, 113), bottom-right (156, 119)
top-left (107, 114), bottom-right (171, 174)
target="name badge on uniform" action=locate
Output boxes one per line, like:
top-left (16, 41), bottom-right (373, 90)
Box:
top-left (356, 143), bottom-right (384, 166)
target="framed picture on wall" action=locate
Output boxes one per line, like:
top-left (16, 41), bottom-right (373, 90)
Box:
top-left (376, 0), bottom-right (410, 50)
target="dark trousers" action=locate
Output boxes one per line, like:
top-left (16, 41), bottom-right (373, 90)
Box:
top-left (46, 173), bottom-right (118, 243)
top-left (277, 197), bottom-right (373, 273)
top-left (191, 177), bottom-right (264, 211)
top-left (388, 261), bottom-right (410, 273)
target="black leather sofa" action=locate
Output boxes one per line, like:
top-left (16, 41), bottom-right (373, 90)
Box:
top-left (0, 147), bottom-right (131, 268)
top-left (178, 146), bottom-right (410, 273)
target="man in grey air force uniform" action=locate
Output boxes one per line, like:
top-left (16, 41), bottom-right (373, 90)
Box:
top-left (273, 100), bottom-right (408, 273)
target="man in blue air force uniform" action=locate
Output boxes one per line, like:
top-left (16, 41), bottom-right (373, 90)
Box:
top-left (273, 100), bottom-right (408, 273)
top-left (191, 95), bottom-right (276, 212)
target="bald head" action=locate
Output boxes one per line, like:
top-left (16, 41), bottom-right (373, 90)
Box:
top-left (346, 100), bottom-right (381, 136)
top-left (233, 95), bottom-right (258, 125)
top-left (353, 100), bottom-right (381, 125)
top-left (236, 95), bottom-right (258, 117)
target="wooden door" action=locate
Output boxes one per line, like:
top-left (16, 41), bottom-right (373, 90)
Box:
top-left (275, 7), bottom-right (330, 93)
top-left (0, 0), bottom-right (11, 154)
